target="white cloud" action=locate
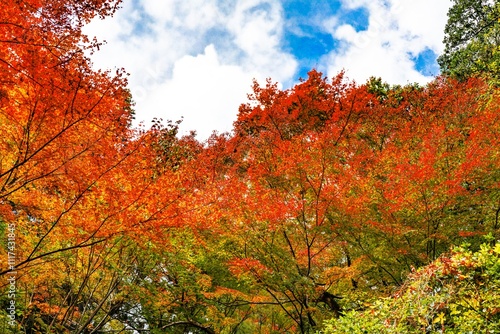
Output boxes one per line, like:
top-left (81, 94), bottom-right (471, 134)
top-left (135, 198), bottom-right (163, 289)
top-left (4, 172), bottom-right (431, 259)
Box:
top-left (227, 0), bottom-right (294, 76)
top-left (324, 0), bottom-right (451, 85)
top-left (83, 0), bottom-right (452, 140)
top-left (391, 0), bottom-right (451, 54)
top-left (83, 0), bottom-right (297, 141)
top-left (142, 0), bottom-right (221, 30)
top-left (140, 45), bottom-right (254, 139)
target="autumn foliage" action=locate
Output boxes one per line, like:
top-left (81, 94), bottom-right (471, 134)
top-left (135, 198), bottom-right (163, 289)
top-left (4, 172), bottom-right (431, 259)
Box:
top-left (1, 1), bottom-right (500, 333)
top-left (322, 241), bottom-right (500, 333)
top-left (194, 71), bottom-right (500, 332)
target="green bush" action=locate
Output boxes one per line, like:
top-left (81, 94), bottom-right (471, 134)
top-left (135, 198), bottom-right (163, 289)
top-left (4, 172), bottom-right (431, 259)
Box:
top-left (321, 239), bottom-right (500, 333)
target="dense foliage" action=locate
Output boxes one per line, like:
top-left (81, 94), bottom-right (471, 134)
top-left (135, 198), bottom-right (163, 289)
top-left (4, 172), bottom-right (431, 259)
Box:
top-left (438, 0), bottom-right (500, 81)
top-left (1, 0), bottom-right (499, 333)
top-left (322, 239), bottom-right (500, 333)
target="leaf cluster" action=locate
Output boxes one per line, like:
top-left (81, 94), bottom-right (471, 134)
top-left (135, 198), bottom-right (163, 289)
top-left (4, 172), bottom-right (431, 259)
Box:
top-left (321, 239), bottom-right (500, 333)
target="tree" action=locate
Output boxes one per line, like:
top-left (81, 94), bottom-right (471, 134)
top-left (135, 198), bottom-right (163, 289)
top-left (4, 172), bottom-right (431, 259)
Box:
top-left (0, 1), bottom-right (200, 331)
top-left (0, 0), bottom-right (133, 274)
top-left (438, 0), bottom-right (500, 81)
top-left (3, 1), bottom-right (500, 329)
top-left (194, 72), bottom-right (500, 332)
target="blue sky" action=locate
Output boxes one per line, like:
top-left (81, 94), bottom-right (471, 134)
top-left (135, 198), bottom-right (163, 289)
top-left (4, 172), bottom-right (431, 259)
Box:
top-left (84, 0), bottom-right (451, 140)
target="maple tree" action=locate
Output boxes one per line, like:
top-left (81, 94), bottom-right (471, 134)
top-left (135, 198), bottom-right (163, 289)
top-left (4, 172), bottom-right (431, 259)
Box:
top-left (0, 0), bottom-right (130, 269)
top-left (0, 1), bottom-right (201, 332)
top-left (183, 70), bottom-right (500, 332)
top-left (1, 1), bottom-right (500, 332)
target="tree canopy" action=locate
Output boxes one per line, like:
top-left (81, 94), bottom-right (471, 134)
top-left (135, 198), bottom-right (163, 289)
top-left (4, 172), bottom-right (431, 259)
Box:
top-left (438, 0), bottom-right (500, 81)
top-left (1, 1), bottom-right (500, 333)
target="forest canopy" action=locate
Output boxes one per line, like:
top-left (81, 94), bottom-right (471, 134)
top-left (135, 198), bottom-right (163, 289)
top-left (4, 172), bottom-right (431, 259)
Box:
top-left (0, 0), bottom-right (499, 333)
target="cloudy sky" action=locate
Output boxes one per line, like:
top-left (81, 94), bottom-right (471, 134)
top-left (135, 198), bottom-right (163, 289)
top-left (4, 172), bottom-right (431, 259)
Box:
top-left (84, 0), bottom-right (452, 140)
